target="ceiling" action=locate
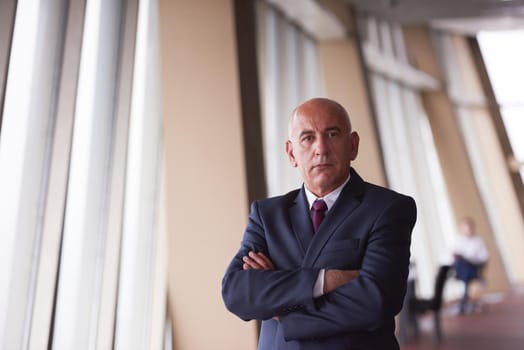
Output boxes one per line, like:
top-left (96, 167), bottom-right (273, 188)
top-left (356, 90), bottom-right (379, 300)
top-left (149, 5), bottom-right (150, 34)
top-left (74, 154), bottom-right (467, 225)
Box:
top-left (344, 0), bottom-right (524, 34)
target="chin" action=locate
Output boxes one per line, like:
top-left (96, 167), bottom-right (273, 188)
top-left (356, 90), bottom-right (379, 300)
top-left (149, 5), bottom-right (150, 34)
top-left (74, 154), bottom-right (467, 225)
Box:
top-left (313, 180), bottom-right (336, 192)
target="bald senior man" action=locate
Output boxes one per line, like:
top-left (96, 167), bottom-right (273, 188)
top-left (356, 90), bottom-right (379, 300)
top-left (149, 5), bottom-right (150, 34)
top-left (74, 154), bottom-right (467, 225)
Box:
top-left (222, 98), bottom-right (417, 349)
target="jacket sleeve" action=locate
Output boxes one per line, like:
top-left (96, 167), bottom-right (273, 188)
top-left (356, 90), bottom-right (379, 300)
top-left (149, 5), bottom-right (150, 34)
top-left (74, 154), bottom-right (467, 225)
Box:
top-left (279, 196), bottom-right (416, 340)
top-left (221, 201), bottom-right (319, 321)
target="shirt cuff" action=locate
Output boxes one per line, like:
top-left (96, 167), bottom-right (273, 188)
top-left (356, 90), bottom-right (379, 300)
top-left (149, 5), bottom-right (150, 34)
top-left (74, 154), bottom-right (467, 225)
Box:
top-left (313, 268), bottom-right (325, 298)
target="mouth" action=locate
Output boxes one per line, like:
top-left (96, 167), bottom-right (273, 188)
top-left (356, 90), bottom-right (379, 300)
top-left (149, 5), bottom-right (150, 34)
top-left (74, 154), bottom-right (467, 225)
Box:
top-left (312, 163), bottom-right (332, 170)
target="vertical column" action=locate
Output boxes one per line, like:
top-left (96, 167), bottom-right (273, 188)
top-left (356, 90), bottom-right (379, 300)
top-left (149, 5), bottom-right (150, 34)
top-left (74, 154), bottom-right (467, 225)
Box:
top-left (114, 0), bottom-right (167, 348)
top-left (0, 0), bottom-right (71, 347)
top-left (159, 0), bottom-right (256, 349)
top-left (234, 0), bottom-right (266, 203)
top-left (52, 0), bottom-right (129, 347)
top-left (29, 0), bottom-right (86, 348)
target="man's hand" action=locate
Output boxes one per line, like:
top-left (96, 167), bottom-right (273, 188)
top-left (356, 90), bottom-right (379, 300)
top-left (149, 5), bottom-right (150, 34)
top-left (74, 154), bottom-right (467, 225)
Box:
top-left (242, 251), bottom-right (275, 270)
top-left (324, 269), bottom-right (359, 294)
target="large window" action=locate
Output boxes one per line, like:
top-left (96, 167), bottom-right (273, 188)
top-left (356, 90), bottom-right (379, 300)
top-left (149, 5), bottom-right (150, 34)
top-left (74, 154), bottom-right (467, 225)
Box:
top-left (0, 0), bottom-right (167, 348)
top-left (359, 16), bottom-right (458, 298)
top-left (478, 31), bottom-right (524, 182)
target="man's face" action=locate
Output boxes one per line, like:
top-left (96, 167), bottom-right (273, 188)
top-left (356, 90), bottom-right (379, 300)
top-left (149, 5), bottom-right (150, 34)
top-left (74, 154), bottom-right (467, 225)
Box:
top-left (285, 101), bottom-right (359, 197)
top-left (460, 221), bottom-right (475, 237)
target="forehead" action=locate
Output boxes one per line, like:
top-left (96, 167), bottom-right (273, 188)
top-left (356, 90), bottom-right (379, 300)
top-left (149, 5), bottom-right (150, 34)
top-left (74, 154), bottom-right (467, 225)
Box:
top-left (290, 105), bottom-right (350, 135)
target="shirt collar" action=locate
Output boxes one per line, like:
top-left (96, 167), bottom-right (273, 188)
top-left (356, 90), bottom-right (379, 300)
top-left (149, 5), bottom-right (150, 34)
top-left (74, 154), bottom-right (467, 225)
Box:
top-left (304, 173), bottom-right (351, 211)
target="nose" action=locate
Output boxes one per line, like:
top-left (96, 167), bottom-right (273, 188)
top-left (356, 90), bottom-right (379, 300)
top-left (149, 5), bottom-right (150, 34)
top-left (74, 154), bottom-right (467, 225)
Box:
top-left (314, 135), bottom-right (328, 156)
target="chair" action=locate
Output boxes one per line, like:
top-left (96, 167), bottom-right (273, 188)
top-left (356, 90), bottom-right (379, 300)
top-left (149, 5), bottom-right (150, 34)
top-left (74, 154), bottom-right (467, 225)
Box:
top-left (409, 265), bottom-right (451, 342)
top-left (456, 260), bottom-right (488, 314)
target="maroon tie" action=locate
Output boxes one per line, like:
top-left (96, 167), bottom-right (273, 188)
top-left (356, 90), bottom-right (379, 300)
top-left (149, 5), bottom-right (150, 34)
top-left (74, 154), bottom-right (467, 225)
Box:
top-left (311, 199), bottom-right (328, 232)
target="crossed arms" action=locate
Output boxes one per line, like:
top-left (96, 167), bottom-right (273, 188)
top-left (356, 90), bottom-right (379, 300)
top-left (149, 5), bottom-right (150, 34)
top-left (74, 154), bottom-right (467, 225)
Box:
top-left (243, 251), bottom-right (359, 296)
top-left (222, 195), bottom-right (416, 340)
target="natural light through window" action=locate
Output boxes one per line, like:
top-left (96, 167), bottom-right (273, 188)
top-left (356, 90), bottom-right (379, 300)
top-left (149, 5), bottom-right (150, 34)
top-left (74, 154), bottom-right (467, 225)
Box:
top-left (478, 30), bottom-right (524, 181)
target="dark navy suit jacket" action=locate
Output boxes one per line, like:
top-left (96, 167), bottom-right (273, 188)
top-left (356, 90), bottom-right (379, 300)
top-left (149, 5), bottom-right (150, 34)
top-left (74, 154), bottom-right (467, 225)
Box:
top-left (222, 169), bottom-right (417, 349)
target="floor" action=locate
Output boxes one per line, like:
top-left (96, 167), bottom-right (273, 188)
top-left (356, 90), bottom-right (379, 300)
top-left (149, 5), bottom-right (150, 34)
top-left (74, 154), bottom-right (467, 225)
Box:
top-left (400, 288), bottom-right (524, 350)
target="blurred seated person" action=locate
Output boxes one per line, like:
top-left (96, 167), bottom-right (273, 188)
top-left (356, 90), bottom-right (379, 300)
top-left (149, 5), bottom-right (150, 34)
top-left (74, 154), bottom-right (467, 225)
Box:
top-left (452, 217), bottom-right (488, 314)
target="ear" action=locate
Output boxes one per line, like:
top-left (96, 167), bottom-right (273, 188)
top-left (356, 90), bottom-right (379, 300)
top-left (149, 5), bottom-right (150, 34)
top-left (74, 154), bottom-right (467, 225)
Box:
top-left (349, 132), bottom-right (360, 161)
top-left (285, 140), bottom-right (298, 167)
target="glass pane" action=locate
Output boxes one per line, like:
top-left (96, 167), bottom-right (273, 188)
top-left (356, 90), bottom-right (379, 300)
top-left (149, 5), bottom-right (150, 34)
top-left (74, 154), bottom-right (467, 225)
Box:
top-left (478, 31), bottom-right (524, 182)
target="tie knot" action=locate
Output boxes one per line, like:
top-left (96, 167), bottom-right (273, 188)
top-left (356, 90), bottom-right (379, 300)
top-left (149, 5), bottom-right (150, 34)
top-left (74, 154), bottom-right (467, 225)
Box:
top-left (312, 199), bottom-right (327, 212)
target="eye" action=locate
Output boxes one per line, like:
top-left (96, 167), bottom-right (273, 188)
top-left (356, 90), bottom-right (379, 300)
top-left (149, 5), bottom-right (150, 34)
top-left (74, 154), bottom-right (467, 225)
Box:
top-left (327, 130), bottom-right (340, 138)
top-left (300, 134), bottom-right (314, 143)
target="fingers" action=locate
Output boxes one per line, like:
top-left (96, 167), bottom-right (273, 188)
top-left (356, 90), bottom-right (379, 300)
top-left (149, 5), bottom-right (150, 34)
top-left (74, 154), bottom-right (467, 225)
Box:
top-left (242, 251), bottom-right (275, 270)
top-left (252, 252), bottom-right (275, 270)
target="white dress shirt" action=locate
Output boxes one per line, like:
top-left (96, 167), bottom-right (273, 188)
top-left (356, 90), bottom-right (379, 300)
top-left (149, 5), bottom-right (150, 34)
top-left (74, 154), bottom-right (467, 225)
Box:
top-left (453, 234), bottom-right (489, 265)
top-left (304, 174), bottom-right (351, 297)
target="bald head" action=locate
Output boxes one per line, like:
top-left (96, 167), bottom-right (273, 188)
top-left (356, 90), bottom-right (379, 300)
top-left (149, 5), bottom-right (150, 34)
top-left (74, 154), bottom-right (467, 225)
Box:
top-left (289, 98), bottom-right (352, 138)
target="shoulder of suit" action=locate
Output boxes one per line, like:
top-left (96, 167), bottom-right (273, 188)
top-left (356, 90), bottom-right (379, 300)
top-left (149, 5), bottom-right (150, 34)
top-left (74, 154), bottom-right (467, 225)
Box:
top-left (363, 181), bottom-right (415, 203)
top-left (255, 188), bottom-right (301, 207)
top-left (349, 168), bottom-right (412, 201)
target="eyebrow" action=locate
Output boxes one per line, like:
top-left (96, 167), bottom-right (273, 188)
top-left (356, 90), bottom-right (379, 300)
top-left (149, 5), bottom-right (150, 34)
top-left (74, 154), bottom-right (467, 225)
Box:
top-left (325, 126), bottom-right (342, 133)
top-left (297, 126), bottom-right (343, 139)
top-left (298, 130), bottom-right (314, 139)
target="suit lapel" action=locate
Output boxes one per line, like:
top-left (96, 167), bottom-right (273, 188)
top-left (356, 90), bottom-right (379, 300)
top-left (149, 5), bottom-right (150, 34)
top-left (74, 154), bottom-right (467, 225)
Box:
top-left (288, 188), bottom-right (314, 255)
top-left (302, 169), bottom-right (366, 267)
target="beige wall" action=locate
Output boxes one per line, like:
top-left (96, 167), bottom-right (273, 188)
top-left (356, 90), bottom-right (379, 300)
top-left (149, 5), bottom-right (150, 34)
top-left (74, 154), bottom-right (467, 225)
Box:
top-left (403, 26), bottom-right (510, 292)
top-left (318, 39), bottom-right (386, 186)
top-left (159, 0), bottom-right (257, 348)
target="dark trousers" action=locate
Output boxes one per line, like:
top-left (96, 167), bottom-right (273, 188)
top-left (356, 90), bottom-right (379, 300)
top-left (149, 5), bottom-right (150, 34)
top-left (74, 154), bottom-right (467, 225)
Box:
top-left (454, 256), bottom-right (481, 314)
